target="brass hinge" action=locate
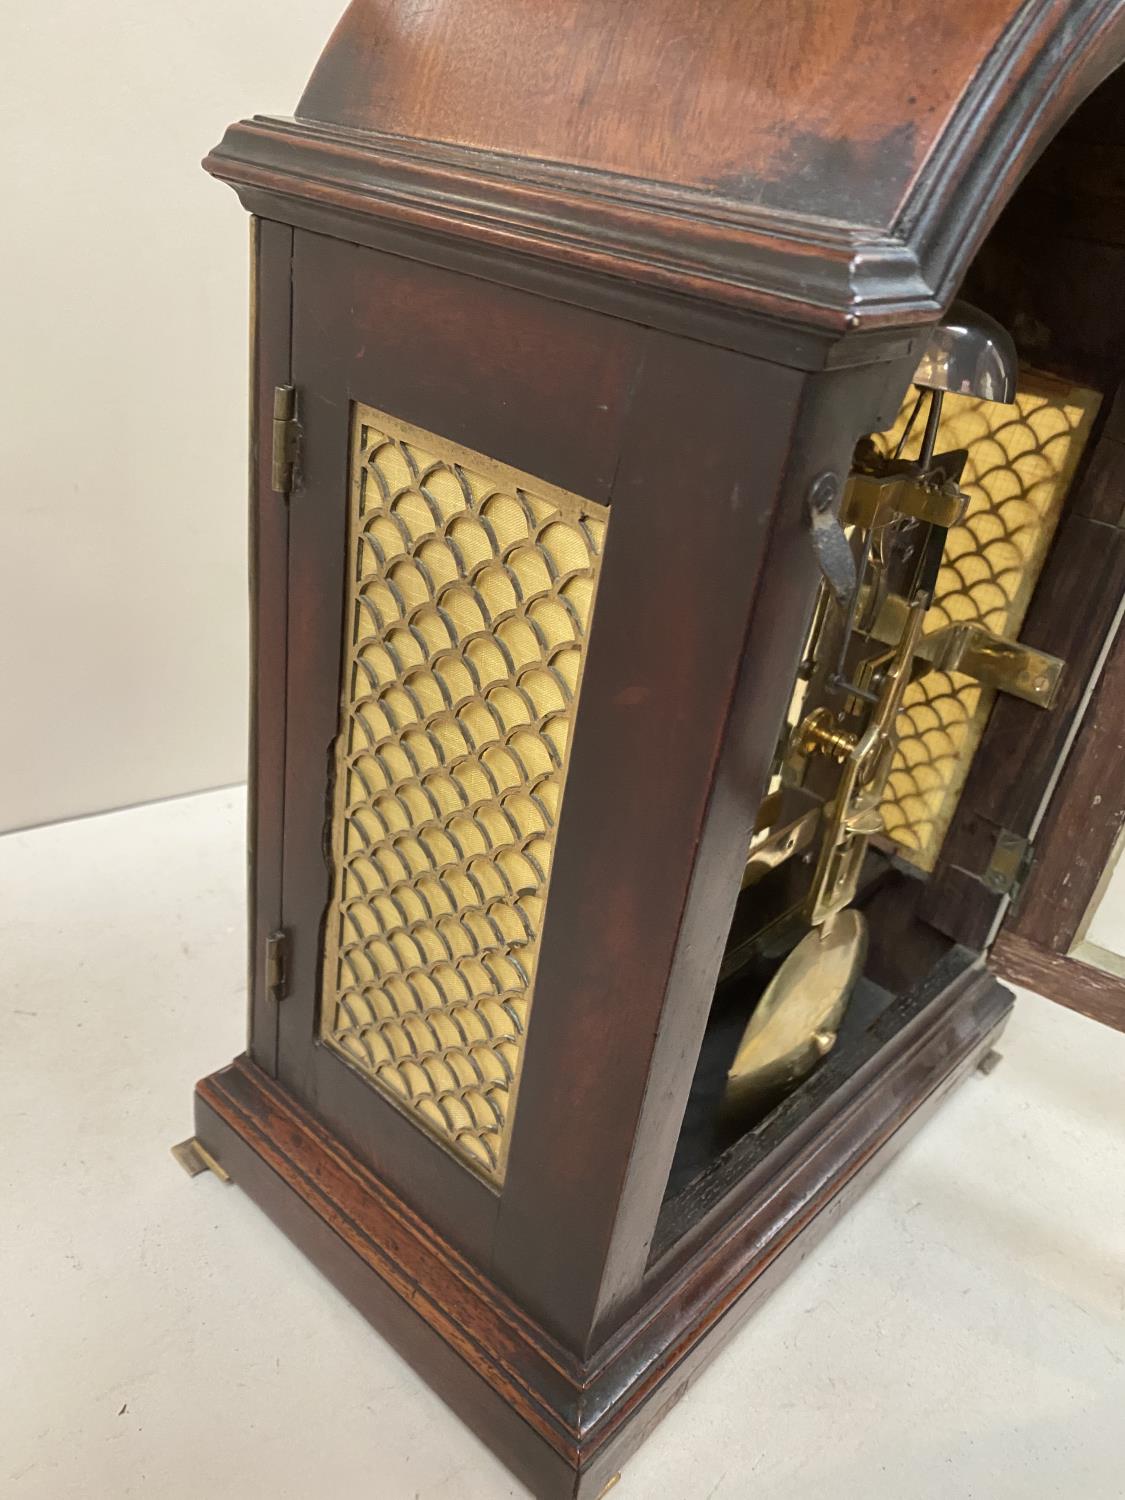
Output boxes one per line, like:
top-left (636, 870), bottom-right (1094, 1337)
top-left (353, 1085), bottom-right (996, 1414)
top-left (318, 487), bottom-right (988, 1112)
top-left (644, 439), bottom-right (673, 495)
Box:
top-left (270, 384), bottom-right (301, 495)
top-left (982, 828), bottom-right (1033, 898)
top-left (266, 929), bottom-right (289, 1001)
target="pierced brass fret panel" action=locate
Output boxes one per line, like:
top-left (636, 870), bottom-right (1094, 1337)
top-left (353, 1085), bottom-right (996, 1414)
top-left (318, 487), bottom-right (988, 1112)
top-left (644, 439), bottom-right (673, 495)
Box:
top-left (876, 372), bottom-right (1099, 870)
top-left (320, 404), bottom-right (609, 1183)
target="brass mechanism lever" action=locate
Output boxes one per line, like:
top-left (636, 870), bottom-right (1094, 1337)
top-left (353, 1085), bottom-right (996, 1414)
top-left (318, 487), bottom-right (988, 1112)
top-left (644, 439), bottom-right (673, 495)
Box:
top-left (727, 303), bottom-right (1045, 1123)
top-left (866, 593), bottom-right (1064, 708)
top-left (800, 595), bottom-right (929, 926)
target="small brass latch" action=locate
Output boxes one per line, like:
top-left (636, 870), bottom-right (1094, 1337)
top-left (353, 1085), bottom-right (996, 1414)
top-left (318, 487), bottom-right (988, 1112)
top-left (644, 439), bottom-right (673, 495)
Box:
top-left (983, 827), bottom-right (1033, 897)
top-left (270, 384), bottom-right (301, 495)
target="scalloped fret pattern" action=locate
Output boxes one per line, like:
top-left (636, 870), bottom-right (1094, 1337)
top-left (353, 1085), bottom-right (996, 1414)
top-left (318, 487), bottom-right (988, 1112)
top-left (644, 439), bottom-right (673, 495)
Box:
top-left (320, 404), bottom-right (608, 1181)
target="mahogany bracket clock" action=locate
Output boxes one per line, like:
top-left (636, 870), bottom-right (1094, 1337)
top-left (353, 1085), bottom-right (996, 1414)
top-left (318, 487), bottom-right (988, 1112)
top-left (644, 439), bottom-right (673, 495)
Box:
top-left (180, 5), bottom-right (1125, 1495)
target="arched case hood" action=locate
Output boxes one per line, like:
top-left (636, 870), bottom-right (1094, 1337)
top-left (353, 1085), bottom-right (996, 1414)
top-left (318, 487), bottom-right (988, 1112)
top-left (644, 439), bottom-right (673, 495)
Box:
top-left (206, 0), bottom-right (1125, 348)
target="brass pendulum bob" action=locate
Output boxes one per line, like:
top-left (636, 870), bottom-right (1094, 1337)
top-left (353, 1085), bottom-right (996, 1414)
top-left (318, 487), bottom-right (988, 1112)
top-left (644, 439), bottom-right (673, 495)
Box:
top-left (722, 908), bottom-right (868, 1118)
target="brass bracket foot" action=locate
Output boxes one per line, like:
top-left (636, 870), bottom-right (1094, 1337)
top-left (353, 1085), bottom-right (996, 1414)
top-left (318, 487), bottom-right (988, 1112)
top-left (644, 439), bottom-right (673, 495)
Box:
top-left (171, 1136), bottom-right (232, 1182)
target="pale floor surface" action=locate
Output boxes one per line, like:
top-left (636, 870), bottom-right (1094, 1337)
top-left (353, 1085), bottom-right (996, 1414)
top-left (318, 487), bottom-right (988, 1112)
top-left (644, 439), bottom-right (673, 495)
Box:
top-left (2, 788), bottom-right (1123, 1500)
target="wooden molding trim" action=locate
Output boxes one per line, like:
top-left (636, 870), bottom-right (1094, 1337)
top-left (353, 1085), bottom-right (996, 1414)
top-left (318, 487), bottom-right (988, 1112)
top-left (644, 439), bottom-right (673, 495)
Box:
top-left (991, 931), bottom-right (1125, 1032)
top-left (198, 1059), bottom-right (585, 1451)
top-left (204, 116), bottom-right (928, 334)
top-left (194, 963), bottom-right (1010, 1497)
top-left (203, 2), bottom-right (1125, 338)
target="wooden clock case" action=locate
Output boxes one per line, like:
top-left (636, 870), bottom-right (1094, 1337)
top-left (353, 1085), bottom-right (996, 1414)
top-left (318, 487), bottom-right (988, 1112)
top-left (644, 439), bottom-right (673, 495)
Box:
top-left (186, 5), bottom-right (1125, 1495)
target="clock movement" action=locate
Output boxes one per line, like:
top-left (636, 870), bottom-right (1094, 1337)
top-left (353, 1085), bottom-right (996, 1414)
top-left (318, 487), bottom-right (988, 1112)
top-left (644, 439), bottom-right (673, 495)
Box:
top-left (177, 5), bottom-right (1125, 1494)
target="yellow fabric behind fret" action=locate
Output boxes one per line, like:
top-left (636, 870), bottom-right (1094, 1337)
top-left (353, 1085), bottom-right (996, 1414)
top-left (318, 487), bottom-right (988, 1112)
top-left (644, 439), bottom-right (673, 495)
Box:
top-left (876, 373), bottom-right (1099, 869)
top-left (320, 404), bottom-right (608, 1183)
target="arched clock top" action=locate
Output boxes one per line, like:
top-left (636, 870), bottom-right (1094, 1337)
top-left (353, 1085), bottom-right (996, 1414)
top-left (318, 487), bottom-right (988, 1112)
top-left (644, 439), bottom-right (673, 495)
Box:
top-left (206, 1), bottom-right (1125, 340)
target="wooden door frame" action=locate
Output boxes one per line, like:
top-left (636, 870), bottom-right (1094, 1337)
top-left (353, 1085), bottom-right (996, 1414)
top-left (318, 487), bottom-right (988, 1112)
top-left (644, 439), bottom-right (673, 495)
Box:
top-left (991, 542), bottom-right (1125, 1031)
top-left (895, 332), bottom-right (1125, 1028)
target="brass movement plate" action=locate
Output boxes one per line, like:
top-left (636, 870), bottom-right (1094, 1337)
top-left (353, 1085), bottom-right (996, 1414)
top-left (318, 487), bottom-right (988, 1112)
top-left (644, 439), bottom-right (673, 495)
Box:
top-left (319, 403), bottom-right (609, 1183)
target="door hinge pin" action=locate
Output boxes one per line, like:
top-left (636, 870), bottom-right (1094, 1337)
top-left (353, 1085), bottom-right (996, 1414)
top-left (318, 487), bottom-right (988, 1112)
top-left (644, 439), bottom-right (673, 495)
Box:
top-left (270, 384), bottom-right (301, 495)
top-left (266, 929), bottom-right (289, 1001)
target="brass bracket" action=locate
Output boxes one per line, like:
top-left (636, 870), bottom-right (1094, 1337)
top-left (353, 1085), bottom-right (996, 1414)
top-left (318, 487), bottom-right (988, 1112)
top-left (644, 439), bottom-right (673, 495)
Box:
top-left (742, 787), bottom-right (822, 889)
top-left (171, 1137), bottom-right (231, 1183)
top-left (868, 593), bottom-right (1065, 708)
top-left (270, 384), bottom-right (301, 495)
top-left (921, 622), bottom-right (1064, 707)
top-left (842, 470), bottom-right (968, 531)
top-left (982, 828), bottom-right (1033, 897)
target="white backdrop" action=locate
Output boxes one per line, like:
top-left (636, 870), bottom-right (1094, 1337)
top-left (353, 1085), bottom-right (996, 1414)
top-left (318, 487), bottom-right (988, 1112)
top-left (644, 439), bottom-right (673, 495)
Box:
top-left (0, 2), bottom-right (343, 831)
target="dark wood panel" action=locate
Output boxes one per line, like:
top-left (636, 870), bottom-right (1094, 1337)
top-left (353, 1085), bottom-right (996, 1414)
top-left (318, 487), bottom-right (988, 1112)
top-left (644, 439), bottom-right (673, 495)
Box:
top-left (926, 865), bottom-right (1007, 953)
top-left (276, 230), bottom-right (650, 1270)
top-left (1010, 602), bottom-right (1125, 951)
top-left (1073, 426), bottom-right (1125, 525)
top-left (491, 335), bottom-right (809, 1350)
top-left (569, 353), bottom-right (918, 1347)
top-left (992, 931), bottom-right (1125, 1031)
top-left (971, 67), bottom-right (1125, 249)
top-left (966, 237), bottom-right (1125, 389)
top-left (1105, 383), bottom-right (1125, 444)
top-left (246, 219), bottom-right (293, 1074)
